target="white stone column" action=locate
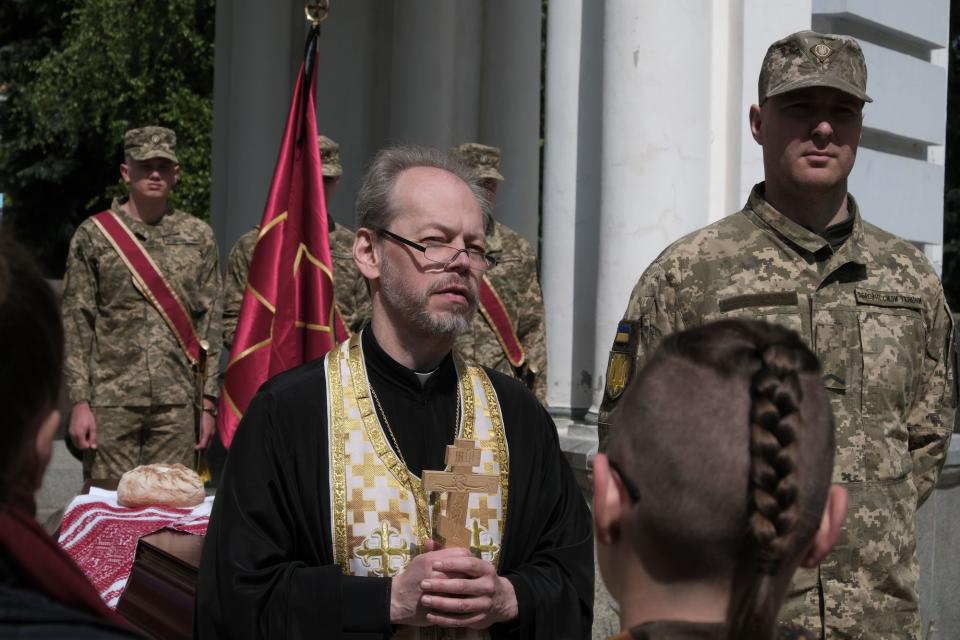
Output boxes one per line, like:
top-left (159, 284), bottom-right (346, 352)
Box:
top-left (735, 0), bottom-right (812, 205)
top-left (314, 1), bottom-right (393, 229)
top-left (589, 1), bottom-right (717, 414)
top-left (388, 1), bottom-right (481, 149)
top-left (210, 1), bottom-right (303, 255)
top-left (541, 0), bottom-right (603, 414)
top-left (478, 0), bottom-right (543, 245)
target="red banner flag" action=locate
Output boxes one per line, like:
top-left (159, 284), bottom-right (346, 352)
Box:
top-left (218, 42), bottom-right (348, 448)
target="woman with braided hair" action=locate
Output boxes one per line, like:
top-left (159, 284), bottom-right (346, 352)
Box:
top-left (593, 319), bottom-right (848, 640)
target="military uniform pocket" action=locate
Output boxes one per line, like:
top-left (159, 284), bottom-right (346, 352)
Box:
top-left (816, 477), bottom-right (921, 637)
top-left (857, 304), bottom-right (925, 416)
top-left (856, 292), bottom-right (926, 482)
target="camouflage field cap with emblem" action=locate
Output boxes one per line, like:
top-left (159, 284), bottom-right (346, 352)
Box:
top-left (124, 126), bottom-right (179, 163)
top-left (450, 142), bottom-right (504, 182)
top-left (759, 30), bottom-right (872, 104)
top-left (318, 134), bottom-right (342, 178)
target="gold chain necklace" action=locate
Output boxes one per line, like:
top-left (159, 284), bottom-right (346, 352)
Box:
top-left (369, 376), bottom-right (461, 473)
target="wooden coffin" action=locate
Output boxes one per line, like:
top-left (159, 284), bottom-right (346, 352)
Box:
top-left (115, 530), bottom-right (204, 640)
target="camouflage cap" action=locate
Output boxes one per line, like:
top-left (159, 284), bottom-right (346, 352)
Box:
top-left (318, 134), bottom-right (342, 178)
top-left (123, 126), bottom-right (179, 163)
top-left (450, 142), bottom-right (504, 181)
top-left (759, 30), bottom-right (872, 104)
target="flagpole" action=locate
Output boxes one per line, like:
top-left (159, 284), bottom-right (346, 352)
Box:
top-left (299, 2), bottom-right (328, 143)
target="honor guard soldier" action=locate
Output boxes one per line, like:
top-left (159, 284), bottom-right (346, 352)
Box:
top-left (63, 126), bottom-right (222, 479)
top-left (600, 31), bottom-right (955, 640)
top-left (449, 142), bottom-right (548, 404)
top-left (222, 134), bottom-right (370, 351)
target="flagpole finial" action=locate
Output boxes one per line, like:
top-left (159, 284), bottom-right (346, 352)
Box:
top-left (305, 0), bottom-right (330, 25)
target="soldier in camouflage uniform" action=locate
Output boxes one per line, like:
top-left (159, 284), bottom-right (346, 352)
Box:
top-left (63, 126), bottom-right (222, 479)
top-left (599, 31), bottom-right (956, 639)
top-left (222, 134), bottom-right (370, 351)
top-left (449, 143), bottom-right (548, 404)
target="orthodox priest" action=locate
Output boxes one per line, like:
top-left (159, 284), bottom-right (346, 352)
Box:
top-left (197, 146), bottom-right (593, 639)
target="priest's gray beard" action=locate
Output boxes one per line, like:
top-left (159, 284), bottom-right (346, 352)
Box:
top-left (379, 256), bottom-right (477, 337)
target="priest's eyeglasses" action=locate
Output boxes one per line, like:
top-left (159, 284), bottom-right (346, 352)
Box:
top-left (607, 457), bottom-right (640, 504)
top-left (378, 228), bottom-right (498, 272)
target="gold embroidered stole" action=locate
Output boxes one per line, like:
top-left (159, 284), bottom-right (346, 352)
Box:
top-left (327, 333), bottom-right (509, 582)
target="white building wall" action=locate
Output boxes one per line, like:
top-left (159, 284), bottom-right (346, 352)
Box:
top-left (812, 0), bottom-right (949, 252)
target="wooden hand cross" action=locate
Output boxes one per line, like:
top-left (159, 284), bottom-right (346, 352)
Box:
top-left (422, 438), bottom-right (498, 548)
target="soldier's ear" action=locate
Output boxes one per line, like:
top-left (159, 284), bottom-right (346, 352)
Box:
top-left (353, 228), bottom-right (381, 280)
top-left (120, 163), bottom-right (131, 184)
top-left (749, 104), bottom-right (763, 145)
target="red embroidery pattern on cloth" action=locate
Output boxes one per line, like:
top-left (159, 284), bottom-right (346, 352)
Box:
top-left (58, 498), bottom-right (209, 608)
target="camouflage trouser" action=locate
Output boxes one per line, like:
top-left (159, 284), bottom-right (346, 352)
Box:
top-left (84, 404), bottom-right (195, 480)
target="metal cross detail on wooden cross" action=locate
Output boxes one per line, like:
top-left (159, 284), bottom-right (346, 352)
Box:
top-left (422, 438), bottom-right (498, 548)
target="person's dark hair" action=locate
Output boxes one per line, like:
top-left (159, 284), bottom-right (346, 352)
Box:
top-left (0, 234), bottom-right (64, 502)
top-left (607, 319), bottom-right (834, 640)
top-left (355, 145), bottom-right (492, 232)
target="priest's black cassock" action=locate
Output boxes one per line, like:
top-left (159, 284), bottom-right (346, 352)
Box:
top-left (197, 328), bottom-right (593, 639)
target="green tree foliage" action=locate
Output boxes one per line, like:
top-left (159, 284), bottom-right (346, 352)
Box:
top-left (0, 0), bottom-right (75, 273)
top-left (942, 6), bottom-right (960, 308)
top-left (0, 0), bottom-right (214, 276)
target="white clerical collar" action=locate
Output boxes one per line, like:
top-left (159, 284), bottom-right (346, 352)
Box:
top-left (413, 368), bottom-right (437, 387)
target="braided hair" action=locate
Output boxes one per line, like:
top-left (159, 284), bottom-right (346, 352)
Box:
top-left (728, 337), bottom-right (818, 639)
top-left (606, 319), bottom-right (833, 640)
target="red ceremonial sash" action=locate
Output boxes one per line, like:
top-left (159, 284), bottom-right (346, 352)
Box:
top-left (91, 210), bottom-right (202, 365)
top-left (478, 275), bottom-right (525, 368)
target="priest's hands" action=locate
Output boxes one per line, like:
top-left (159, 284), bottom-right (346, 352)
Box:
top-left (390, 544), bottom-right (469, 626)
top-left (389, 541), bottom-right (519, 629)
top-left (420, 555), bottom-right (518, 628)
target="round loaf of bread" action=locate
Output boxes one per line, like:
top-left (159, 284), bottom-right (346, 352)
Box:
top-left (117, 463), bottom-right (205, 508)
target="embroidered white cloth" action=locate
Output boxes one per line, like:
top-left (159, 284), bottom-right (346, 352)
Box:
top-left (57, 487), bottom-right (212, 608)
